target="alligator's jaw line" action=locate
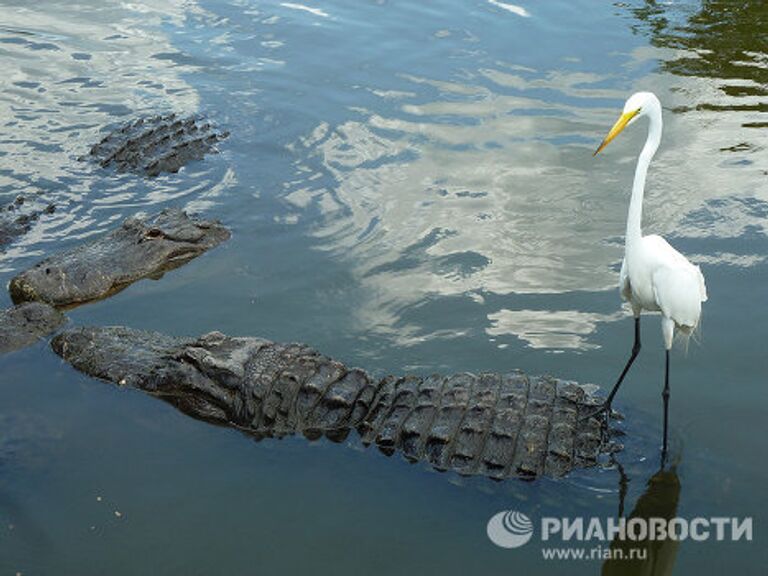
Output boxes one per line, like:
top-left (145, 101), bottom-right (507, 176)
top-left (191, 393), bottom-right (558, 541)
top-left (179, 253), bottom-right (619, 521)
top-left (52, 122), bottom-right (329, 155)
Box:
top-left (52, 326), bottom-right (608, 481)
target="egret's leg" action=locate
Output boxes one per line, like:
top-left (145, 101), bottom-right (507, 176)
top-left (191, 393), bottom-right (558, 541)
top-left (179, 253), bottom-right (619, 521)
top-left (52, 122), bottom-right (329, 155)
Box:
top-left (605, 316), bottom-right (642, 407)
top-left (614, 459), bottom-right (629, 517)
top-left (584, 317), bottom-right (641, 422)
top-left (661, 349), bottom-right (670, 461)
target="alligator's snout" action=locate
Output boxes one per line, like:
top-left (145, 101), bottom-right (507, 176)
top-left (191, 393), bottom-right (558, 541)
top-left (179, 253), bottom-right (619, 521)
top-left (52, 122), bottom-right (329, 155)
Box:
top-left (53, 326), bottom-right (181, 387)
top-left (9, 274), bottom-right (40, 305)
top-left (51, 328), bottom-right (88, 359)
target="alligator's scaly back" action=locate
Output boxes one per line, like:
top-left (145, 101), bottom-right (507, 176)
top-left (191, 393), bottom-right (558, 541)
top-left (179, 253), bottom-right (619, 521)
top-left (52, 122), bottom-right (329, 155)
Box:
top-left (84, 114), bottom-right (228, 177)
top-left (52, 327), bottom-right (607, 480)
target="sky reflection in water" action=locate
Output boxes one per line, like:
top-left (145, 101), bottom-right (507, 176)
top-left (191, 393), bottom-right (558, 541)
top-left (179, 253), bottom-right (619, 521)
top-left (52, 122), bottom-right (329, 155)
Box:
top-left (276, 0), bottom-right (767, 350)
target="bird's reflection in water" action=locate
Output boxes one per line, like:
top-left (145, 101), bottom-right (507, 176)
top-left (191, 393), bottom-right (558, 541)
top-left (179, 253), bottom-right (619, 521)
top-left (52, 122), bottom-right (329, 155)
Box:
top-left (602, 461), bottom-right (681, 576)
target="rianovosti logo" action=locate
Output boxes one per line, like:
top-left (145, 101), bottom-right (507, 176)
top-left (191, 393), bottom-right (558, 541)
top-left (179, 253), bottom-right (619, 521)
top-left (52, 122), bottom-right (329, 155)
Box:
top-left (487, 509), bottom-right (753, 560)
top-left (486, 511), bottom-right (535, 548)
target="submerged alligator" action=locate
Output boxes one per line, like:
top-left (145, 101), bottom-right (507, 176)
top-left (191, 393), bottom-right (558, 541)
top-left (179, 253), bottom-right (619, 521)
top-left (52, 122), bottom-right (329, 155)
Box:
top-left (9, 208), bottom-right (229, 308)
top-left (0, 195), bottom-right (56, 252)
top-left (0, 302), bottom-right (65, 354)
top-left (1, 115), bottom-right (225, 253)
top-left (84, 113), bottom-right (229, 177)
top-left (52, 326), bottom-right (608, 480)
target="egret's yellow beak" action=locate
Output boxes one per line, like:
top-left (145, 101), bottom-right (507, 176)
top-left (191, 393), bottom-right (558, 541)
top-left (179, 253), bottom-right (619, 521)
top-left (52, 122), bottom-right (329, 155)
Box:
top-left (594, 108), bottom-right (641, 156)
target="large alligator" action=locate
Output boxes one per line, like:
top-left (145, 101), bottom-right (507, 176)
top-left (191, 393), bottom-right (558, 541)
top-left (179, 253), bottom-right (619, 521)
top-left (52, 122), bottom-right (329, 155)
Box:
top-left (52, 326), bottom-right (609, 480)
top-left (9, 208), bottom-right (229, 308)
top-left (83, 113), bottom-right (229, 177)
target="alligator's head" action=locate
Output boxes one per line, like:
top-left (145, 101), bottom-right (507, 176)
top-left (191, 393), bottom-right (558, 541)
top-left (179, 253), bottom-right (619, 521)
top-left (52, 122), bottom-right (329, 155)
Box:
top-left (9, 209), bottom-right (230, 308)
top-left (51, 326), bottom-right (253, 424)
top-left (51, 326), bottom-right (179, 387)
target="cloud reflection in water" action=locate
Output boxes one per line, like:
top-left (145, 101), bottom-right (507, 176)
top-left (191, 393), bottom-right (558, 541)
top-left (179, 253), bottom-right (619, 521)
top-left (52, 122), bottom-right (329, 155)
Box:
top-left (287, 44), bottom-right (765, 349)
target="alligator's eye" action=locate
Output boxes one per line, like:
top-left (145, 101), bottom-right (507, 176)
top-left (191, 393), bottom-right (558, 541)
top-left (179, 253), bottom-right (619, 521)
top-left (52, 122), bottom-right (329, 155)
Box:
top-left (144, 228), bottom-right (165, 240)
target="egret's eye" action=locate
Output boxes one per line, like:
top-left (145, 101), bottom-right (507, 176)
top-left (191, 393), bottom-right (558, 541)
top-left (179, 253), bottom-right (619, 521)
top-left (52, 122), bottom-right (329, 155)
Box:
top-left (627, 107), bottom-right (642, 125)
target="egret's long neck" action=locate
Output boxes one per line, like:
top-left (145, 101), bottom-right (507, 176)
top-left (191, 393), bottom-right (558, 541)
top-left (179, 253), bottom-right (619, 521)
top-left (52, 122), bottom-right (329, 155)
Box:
top-left (626, 110), bottom-right (662, 248)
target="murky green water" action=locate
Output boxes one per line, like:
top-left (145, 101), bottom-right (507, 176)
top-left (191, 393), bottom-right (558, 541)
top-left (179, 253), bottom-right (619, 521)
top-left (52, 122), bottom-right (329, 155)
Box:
top-left (0, 1), bottom-right (766, 573)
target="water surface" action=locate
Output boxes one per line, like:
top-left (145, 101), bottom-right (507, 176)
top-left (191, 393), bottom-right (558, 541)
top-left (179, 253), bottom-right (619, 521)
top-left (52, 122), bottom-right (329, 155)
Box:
top-left (1, 1), bottom-right (766, 574)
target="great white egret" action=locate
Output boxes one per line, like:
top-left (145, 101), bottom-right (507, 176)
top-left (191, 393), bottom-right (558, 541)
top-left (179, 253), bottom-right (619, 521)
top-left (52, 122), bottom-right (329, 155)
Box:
top-left (592, 92), bottom-right (707, 457)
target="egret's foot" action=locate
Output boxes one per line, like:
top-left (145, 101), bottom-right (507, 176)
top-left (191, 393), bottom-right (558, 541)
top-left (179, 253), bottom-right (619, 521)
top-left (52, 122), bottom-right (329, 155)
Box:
top-left (581, 402), bottom-right (623, 426)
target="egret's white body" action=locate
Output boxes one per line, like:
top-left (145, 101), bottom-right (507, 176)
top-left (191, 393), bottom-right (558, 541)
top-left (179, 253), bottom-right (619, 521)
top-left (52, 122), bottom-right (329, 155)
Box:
top-left (593, 91), bottom-right (707, 457)
top-left (605, 92), bottom-right (707, 349)
top-left (620, 234), bottom-right (707, 349)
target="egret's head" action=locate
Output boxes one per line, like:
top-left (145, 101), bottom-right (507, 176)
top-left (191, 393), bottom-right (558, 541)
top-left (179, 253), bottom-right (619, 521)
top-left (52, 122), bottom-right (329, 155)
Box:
top-left (594, 92), bottom-right (661, 156)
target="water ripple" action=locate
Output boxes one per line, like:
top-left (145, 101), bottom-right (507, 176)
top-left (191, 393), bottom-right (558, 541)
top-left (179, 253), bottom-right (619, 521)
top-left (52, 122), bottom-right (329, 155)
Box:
top-left (0, 0), bottom-right (234, 273)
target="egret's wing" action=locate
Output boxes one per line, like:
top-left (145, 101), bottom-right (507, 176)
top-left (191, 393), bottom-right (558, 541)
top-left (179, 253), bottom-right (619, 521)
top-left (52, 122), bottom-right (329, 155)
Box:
top-left (652, 265), bottom-right (703, 329)
top-left (643, 234), bottom-right (707, 326)
top-left (619, 257), bottom-right (632, 302)
top-left (695, 264), bottom-right (708, 302)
